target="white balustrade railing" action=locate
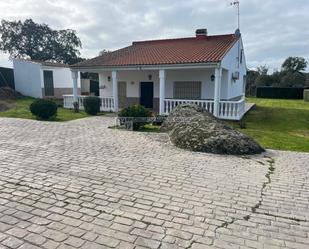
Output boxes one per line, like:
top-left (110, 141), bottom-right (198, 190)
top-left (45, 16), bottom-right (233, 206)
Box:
top-left (64, 95), bottom-right (245, 120)
top-left (164, 97), bottom-right (245, 120)
top-left (218, 97), bottom-right (245, 120)
top-left (63, 95), bottom-right (114, 112)
top-left (164, 99), bottom-right (214, 115)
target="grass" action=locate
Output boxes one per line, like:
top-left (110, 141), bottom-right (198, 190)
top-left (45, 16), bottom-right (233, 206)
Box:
top-left (0, 97), bottom-right (90, 121)
top-left (235, 97), bottom-right (309, 152)
top-left (138, 124), bottom-right (161, 133)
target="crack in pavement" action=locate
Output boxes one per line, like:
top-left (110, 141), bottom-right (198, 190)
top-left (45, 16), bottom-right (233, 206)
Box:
top-left (207, 156), bottom-right (276, 247)
top-left (207, 155), bottom-right (309, 247)
top-left (246, 156), bottom-right (275, 219)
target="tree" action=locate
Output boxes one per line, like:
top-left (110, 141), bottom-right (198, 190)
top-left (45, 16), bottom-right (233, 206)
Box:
top-left (280, 71), bottom-right (306, 87)
top-left (246, 70), bottom-right (259, 96)
top-left (99, 49), bottom-right (111, 56)
top-left (257, 65), bottom-right (269, 75)
top-left (282, 57), bottom-right (308, 72)
top-left (280, 57), bottom-right (307, 87)
top-left (255, 65), bottom-right (271, 86)
top-left (0, 19), bottom-right (83, 64)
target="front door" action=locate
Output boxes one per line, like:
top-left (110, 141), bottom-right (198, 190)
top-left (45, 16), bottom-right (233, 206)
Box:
top-left (140, 82), bottom-right (153, 108)
top-left (43, 70), bottom-right (54, 97)
top-left (118, 81), bottom-right (127, 108)
top-left (90, 80), bottom-right (99, 96)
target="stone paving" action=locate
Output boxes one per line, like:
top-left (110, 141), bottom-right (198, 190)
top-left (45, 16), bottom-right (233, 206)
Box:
top-left (0, 116), bottom-right (309, 249)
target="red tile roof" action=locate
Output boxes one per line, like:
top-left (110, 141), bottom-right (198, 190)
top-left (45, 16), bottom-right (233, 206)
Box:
top-left (72, 34), bottom-right (238, 68)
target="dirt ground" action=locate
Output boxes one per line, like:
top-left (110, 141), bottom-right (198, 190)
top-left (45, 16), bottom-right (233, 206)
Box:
top-left (0, 87), bottom-right (21, 111)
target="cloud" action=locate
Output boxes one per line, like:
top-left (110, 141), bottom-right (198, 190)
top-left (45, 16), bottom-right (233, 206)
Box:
top-left (0, 0), bottom-right (308, 71)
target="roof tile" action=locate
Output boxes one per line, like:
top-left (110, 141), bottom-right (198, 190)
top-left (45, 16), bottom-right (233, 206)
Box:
top-left (72, 34), bottom-right (238, 68)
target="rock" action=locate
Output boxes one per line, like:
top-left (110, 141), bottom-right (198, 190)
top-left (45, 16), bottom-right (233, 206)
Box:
top-left (161, 104), bottom-right (264, 155)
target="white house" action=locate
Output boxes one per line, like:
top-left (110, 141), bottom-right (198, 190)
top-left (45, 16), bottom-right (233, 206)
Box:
top-left (13, 59), bottom-right (80, 98)
top-left (65, 28), bottom-right (247, 120)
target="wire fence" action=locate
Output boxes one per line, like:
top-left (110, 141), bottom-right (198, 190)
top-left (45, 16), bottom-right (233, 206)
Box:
top-left (0, 67), bottom-right (14, 89)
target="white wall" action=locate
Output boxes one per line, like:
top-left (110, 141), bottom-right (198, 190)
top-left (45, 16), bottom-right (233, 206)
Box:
top-left (165, 69), bottom-right (219, 99)
top-left (13, 59), bottom-right (80, 98)
top-left (97, 38), bottom-right (247, 101)
top-left (221, 38), bottom-right (247, 99)
top-left (98, 68), bottom-right (231, 100)
top-left (41, 66), bottom-right (74, 88)
top-left (99, 70), bottom-right (160, 98)
top-left (13, 59), bottom-right (43, 98)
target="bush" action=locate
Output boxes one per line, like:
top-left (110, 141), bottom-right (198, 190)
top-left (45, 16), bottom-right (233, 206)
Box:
top-left (118, 104), bottom-right (152, 130)
top-left (43, 98), bottom-right (63, 108)
top-left (30, 99), bottom-right (58, 120)
top-left (83, 96), bottom-right (101, 115)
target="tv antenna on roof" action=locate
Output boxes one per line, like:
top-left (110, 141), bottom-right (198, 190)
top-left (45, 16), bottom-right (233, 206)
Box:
top-left (230, 0), bottom-right (240, 30)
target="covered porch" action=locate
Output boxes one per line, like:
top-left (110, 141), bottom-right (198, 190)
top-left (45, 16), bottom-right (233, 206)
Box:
top-left (63, 66), bottom-right (246, 120)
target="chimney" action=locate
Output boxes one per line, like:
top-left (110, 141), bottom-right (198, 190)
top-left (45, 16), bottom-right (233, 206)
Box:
top-left (195, 29), bottom-right (207, 38)
top-left (234, 28), bottom-right (241, 38)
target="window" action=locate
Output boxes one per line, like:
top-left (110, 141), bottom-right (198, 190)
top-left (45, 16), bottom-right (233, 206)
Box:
top-left (173, 81), bottom-right (201, 99)
top-left (43, 70), bottom-right (54, 96)
top-left (240, 49), bottom-right (243, 64)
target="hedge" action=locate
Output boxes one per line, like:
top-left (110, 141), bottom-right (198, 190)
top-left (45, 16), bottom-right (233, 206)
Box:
top-left (256, 87), bottom-right (308, 99)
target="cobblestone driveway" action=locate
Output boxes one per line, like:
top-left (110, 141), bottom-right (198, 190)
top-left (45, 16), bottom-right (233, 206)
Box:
top-left (0, 117), bottom-right (309, 249)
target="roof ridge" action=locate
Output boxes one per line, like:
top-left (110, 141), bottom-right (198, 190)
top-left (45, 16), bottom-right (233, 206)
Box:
top-left (132, 34), bottom-right (236, 45)
top-left (14, 58), bottom-right (69, 66)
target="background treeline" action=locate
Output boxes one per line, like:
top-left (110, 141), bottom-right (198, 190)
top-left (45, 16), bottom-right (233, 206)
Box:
top-left (246, 57), bottom-right (308, 96)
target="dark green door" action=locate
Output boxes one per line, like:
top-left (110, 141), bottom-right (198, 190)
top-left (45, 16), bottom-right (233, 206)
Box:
top-left (90, 80), bottom-right (99, 96)
top-left (43, 70), bottom-right (54, 96)
top-left (140, 82), bottom-right (153, 108)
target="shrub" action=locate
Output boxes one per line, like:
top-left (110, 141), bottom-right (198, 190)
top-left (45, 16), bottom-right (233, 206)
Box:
top-left (30, 99), bottom-right (58, 120)
top-left (43, 98), bottom-right (63, 107)
top-left (118, 104), bottom-right (152, 130)
top-left (83, 96), bottom-right (101, 115)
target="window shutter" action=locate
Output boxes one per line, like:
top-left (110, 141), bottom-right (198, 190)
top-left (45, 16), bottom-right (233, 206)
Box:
top-left (174, 81), bottom-right (201, 99)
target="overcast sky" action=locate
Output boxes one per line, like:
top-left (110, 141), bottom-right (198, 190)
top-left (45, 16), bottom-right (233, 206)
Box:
top-left (0, 0), bottom-right (308, 71)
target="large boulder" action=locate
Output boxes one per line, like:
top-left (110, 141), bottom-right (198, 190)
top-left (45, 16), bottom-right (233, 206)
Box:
top-left (161, 104), bottom-right (264, 155)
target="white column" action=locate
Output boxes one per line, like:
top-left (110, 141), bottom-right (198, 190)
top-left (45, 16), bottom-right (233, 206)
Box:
top-left (213, 67), bottom-right (222, 117)
top-left (71, 71), bottom-right (78, 102)
top-left (159, 69), bottom-right (166, 115)
top-left (112, 70), bottom-right (118, 112)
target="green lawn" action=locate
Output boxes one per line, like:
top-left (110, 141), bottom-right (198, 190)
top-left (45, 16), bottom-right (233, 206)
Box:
top-left (138, 124), bottom-right (161, 133)
top-left (238, 97), bottom-right (309, 152)
top-left (0, 97), bottom-right (90, 121)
